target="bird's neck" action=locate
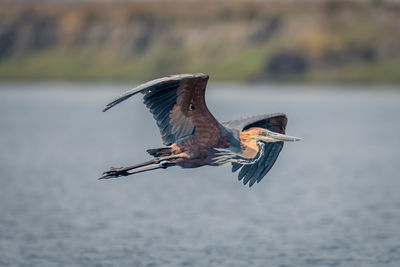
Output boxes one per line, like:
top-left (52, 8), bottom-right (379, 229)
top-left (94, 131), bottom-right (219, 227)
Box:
top-left (239, 131), bottom-right (259, 159)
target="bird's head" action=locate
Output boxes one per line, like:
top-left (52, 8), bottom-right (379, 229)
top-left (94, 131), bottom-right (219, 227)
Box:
top-left (248, 127), bottom-right (301, 143)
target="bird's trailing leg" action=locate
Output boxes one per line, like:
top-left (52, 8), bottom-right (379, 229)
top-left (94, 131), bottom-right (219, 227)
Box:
top-left (99, 154), bottom-right (186, 180)
top-left (99, 162), bottom-right (176, 180)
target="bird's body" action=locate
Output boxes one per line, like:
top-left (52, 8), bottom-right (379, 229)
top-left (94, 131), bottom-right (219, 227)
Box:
top-left (101, 73), bottom-right (300, 187)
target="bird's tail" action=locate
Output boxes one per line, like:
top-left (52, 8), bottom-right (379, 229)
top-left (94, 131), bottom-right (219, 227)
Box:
top-left (146, 147), bottom-right (172, 157)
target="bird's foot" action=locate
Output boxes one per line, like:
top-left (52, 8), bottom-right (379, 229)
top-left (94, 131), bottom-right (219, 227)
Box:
top-left (99, 167), bottom-right (129, 180)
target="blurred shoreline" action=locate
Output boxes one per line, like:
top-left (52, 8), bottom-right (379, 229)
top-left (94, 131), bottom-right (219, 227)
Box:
top-left (1, 81), bottom-right (399, 92)
top-left (1, 0), bottom-right (400, 84)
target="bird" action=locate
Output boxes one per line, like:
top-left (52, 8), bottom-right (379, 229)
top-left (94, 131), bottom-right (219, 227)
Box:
top-left (100, 73), bottom-right (300, 187)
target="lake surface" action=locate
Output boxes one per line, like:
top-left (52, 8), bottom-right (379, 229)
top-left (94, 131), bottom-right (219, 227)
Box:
top-left (0, 83), bottom-right (400, 267)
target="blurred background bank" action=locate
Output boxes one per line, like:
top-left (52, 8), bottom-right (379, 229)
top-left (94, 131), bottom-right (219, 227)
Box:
top-left (0, 0), bottom-right (399, 84)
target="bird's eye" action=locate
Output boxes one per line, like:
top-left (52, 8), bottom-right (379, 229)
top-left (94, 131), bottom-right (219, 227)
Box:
top-left (189, 104), bottom-right (195, 111)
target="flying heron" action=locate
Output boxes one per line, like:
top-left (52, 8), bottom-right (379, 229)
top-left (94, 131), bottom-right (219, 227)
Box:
top-left (100, 73), bottom-right (300, 187)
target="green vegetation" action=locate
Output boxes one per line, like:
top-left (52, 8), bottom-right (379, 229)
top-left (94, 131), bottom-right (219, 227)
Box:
top-left (305, 60), bottom-right (400, 84)
top-left (0, 1), bottom-right (399, 84)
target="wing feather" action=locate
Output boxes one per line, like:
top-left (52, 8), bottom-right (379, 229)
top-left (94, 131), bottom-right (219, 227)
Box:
top-left (248, 143), bottom-right (273, 186)
top-left (232, 162), bottom-right (241, 173)
top-left (238, 165), bottom-right (251, 181)
top-left (103, 73), bottom-right (220, 146)
top-left (256, 143), bottom-right (284, 183)
top-left (223, 113), bottom-right (287, 134)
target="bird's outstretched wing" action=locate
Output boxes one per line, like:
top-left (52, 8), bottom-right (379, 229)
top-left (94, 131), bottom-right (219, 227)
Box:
top-left (103, 73), bottom-right (221, 146)
top-left (222, 114), bottom-right (287, 187)
top-left (222, 113), bottom-right (287, 133)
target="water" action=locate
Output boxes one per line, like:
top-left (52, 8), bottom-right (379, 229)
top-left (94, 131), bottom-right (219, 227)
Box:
top-left (0, 83), bottom-right (399, 266)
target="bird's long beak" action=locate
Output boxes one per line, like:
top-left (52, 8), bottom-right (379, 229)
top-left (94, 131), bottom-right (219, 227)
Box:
top-left (259, 132), bottom-right (302, 142)
top-left (272, 132), bottom-right (301, 142)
